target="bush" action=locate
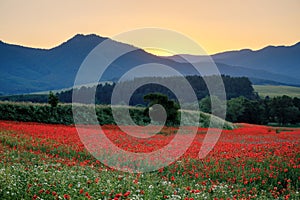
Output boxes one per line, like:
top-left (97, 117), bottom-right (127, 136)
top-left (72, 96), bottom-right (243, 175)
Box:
top-left (0, 102), bottom-right (150, 126)
top-left (0, 101), bottom-right (234, 129)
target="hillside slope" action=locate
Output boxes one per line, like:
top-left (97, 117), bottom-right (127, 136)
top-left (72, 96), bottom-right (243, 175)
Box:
top-left (1, 34), bottom-right (299, 94)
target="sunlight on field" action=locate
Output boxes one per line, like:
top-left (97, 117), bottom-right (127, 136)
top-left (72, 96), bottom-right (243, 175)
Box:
top-left (254, 85), bottom-right (300, 98)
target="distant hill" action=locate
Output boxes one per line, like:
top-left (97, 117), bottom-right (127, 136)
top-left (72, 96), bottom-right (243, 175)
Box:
top-left (212, 42), bottom-right (300, 81)
top-left (169, 42), bottom-right (300, 85)
top-left (0, 34), bottom-right (299, 95)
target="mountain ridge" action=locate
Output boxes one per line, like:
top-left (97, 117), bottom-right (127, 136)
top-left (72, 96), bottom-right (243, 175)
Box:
top-left (0, 34), bottom-right (299, 95)
top-left (212, 41), bottom-right (300, 56)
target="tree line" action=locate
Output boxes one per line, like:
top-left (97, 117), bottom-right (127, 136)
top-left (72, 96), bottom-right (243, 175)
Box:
top-left (200, 95), bottom-right (300, 125)
top-left (0, 75), bottom-right (256, 104)
top-left (34, 91), bottom-right (300, 126)
top-left (5, 74), bottom-right (300, 125)
top-left (58, 75), bottom-right (256, 104)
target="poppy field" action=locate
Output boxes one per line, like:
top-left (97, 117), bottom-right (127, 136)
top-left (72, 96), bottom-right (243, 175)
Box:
top-left (0, 120), bottom-right (299, 199)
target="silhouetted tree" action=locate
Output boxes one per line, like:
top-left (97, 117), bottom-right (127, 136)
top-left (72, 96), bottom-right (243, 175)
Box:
top-left (48, 91), bottom-right (59, 107)
top-left (143, 93), bottom-right (179, 125)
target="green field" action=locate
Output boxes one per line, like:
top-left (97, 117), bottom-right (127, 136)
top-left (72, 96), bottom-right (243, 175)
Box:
top-left (253, 85), bottom-right (300, 98)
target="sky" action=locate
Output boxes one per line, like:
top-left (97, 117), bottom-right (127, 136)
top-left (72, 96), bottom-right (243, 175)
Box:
top-left (0, 0), bottom-right (299, 55)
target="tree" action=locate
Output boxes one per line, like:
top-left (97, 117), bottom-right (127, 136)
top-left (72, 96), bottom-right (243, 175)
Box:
top-left (240, 99), bottom-right (266, 124)
top-left (199, 95), bottom-right (226, 118)
top-left (143, 93), bottom-right (179, 125)
top-left (226, 97), bottom-right (266, 124)
top-left (270, 95), bottom-right (298, 125)
top-left (293, 97), bottom-right (300, 123)
top-left (293, 97), bottom-right (300, 110)
top-left (226, 97), bottom-right (246, 122)
top-left (48, 91), bottom-right (59, 107)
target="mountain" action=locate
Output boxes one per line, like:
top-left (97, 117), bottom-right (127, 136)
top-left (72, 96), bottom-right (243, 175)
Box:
top-left (0, 34), bottom-right (106, 94)
top-left (0, 34), bottom-right (299, 95)
top-left (1, 34), bottom-right (209, 94)
top-left (168, 42), bottom-right (300, 85)
top-left (212, 42), bottom-right (300, 80)
top-left (213, 62), bottom-right (299, 85)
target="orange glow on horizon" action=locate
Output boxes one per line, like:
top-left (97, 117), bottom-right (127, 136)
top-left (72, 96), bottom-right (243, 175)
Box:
top-left (0, 0), bottom-right (299, 55)
top-left (144, 48), bottom-right (174, 57)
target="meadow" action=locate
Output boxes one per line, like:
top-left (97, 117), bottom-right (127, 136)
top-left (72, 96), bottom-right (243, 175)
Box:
top-left (0, 120), bottom-right (299, 199)
top-left (253, 85), bottom-right (300, 98)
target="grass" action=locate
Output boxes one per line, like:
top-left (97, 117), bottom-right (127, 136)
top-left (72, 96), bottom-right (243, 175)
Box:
top-left (253, 85), bottom-right (300, 98)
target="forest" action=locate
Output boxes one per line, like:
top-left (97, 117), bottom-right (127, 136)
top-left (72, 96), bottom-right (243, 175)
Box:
top-left (59, 75), bottom-right (256, 104)
top-left (199, 95), bottom-right (300, 125)
top-left (0, 75), bottom-right (299, 125)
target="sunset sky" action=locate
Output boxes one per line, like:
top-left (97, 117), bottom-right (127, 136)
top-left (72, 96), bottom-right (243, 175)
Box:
top-left (0, 0), bottom-right (299, 55)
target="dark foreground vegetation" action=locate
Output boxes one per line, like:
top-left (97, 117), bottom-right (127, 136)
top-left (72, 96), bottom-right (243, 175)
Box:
top-left (0, 100), bottom-right (234, 129)
top-left (0, 75), bottom-right (299, 126)
top-left (0, 94), bottom-right (299, 127)
top-left (0, 102), bottom-right (145, 126)
top-left (199, 95), bottom-right (300, 125)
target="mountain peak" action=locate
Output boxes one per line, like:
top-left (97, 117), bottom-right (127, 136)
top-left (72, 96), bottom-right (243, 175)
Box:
top-left (293, 41), bottom-right (300, 47)
top-left (259, 41), bottom-right (300, 51)
top-left (71, 33), bottom-right (106, 40)
top-left (65, 33), bottom-right (106, 43)
top-left (52, 33), bottom-right (107, 50)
